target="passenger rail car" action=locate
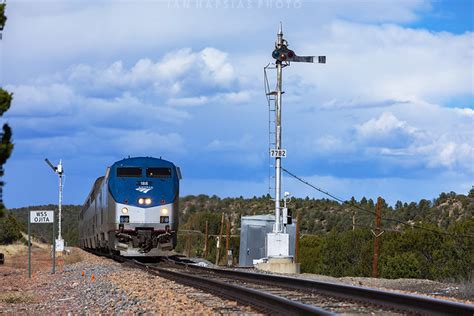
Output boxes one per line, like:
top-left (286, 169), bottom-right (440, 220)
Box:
top-left (79, 157), bottom-right (181, 257)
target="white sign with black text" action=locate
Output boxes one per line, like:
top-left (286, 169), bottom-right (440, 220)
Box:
top-left (30, 211), bottom-right (54, 224)
top-left (270, 149), bottom-right (287, 158)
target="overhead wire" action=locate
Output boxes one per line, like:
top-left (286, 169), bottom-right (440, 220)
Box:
top-left (281, 167), bottom-right (474, 239)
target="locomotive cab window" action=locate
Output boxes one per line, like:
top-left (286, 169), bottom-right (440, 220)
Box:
top-left (117, 167), bottom-right (142, 177)
top-left (147, 168), bottom-right (171, 178)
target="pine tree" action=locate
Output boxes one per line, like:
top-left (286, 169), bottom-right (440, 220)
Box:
top-left (0, 4), bottom-right (6, 31)
top-left (0, 4), bottom-right (14, 217)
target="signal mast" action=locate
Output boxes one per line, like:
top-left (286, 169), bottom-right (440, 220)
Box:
top-left (266, 23), bottom-right (325, 261)
top-left (45, 158), bottom-right (65, 252)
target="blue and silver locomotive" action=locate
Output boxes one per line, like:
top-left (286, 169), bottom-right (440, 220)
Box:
top-left (79, 157), bottom-right (181, 256)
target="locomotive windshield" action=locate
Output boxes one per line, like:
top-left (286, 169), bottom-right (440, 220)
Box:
top-left (147, 167), bottom-right (171, 178)
top-left (117, 167), bottom-right (142, 177)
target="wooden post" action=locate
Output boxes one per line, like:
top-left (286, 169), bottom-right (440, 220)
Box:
top-left (372, 197), bottom-right (383, 278)
top-left (186, 233), bottom-right (192, 257)
top-left (352, 210), bottom-right (356, 231)
top-left (225, 218), bottom-right (231, 266)
top-left (295, 210), bottom-right (300, 263)
top-left (28, 214), bottom-right (31, 278)
top-left (215, 213), bottom-right (225, 265)
top-left (204, 220), bottom-right (209, 258)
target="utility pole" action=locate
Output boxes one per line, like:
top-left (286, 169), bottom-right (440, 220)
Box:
top-left (225, 218), bottom-right (231, 266)
top-left (352, 210), bottom-right (356, 231)
top-left (215, 213), bottom-right (225, 265)
top-left (372, 197), bottom-right (384, 278)
top-left (295, 210), bottom-right (301, 263)
top-left (204, 220), bottom-right (209, 258)
top-left (186, 233), bottom-right (192, 257)
top-left (266, 23), bottom-right (325, 259)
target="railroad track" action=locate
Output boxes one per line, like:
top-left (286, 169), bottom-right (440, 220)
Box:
top-left (89, 250), bottom-right (474, 315)
top-left (157, 258), bottom-right (474, 316)
top-left (130, 260), bottom-right (333, 315)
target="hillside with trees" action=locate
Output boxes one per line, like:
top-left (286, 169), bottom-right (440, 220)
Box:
top-left (3, 189), bottom-right (473, 281)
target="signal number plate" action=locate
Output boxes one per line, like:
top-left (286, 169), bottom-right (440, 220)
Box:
top-left (270, 149), bottom-right (287, 158)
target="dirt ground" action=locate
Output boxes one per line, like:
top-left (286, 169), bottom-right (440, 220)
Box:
top-left (1, 244), bottom-right (64, 273)
top-left (0, 243), bottom-right (82, 308)
top-left (0, 245), bottom-right (249, 314)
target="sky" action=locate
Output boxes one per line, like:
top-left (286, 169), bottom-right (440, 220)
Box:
top-left (1, 0), bottom-right (473, 208)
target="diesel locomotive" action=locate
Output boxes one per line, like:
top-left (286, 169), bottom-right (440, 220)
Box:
top-left (79, 157), bottom-right (181, 256)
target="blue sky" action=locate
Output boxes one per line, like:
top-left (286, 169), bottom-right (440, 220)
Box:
top-left (1, 0), bottom-right (473, 208)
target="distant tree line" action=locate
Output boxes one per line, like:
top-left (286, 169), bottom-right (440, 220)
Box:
top-left (1, 205), bottom-right (80, 246)
top-left (300, 219), bottom-right (473, 281)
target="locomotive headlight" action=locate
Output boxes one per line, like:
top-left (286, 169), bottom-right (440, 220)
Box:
top-left (145, 198), bottom-right (152, 205)
top-left (161, 208), bottom-right (168, 215)
top-left (138, 198), bottom-right (145, 205)
top-left (121, 207), bottom-right (128, 214)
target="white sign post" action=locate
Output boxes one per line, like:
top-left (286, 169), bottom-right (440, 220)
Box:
top-left (28, 210), bottom-right (55, 278)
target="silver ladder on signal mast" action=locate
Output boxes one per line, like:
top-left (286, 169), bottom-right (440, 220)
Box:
top-left (264, 64), bottom-right (279, 201)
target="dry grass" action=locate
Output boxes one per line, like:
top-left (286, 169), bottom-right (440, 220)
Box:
top-left (62, 250), bottom-right (83, 265)
top-left (20, 232), bottom-right (50, 250)
top-left (0, 292), bottom-right (35, 304)
top-left (0, 233), bottom-right (51, 257)
top-left (0, 243), bottom-right (27, 256)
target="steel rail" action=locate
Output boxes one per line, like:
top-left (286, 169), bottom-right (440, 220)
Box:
top-left (173, 262), bottom-right (474, 316)
top-left (128, 260), bottom-right (334, 316)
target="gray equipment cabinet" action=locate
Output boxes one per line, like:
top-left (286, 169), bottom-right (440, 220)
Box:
top-left (239, 214), bottom-right (296, 266)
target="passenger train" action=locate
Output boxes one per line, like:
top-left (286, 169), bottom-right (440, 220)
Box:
top-left (79, 157), bottom-right (181, 256)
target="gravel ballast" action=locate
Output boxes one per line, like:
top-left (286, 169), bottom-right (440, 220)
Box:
top-left (0, 248), bottom-right (257, 314)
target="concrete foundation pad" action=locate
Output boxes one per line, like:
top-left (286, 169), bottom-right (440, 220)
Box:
top-left (256, 257), bottom-right (300, 274)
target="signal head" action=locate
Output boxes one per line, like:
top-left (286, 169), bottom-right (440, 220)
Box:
top-left (272, 47), bottom-right (296, 62)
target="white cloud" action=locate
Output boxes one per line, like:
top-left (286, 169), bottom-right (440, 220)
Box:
top-left (63, 47), bottom-right (237, 97)
top-left (83, 93), bottom-right (191, 125)
top-left (207, 134), bottom-right (254, 151)
top-left (155, 49), bottom-right (197, 80)
top-left (421, 140), bottom-right (474, 171)
top-left (168, 96), bottom-right (209, 107)
top-left (290, 100), bottom-right (473, 173)
top-left (298, 21), bottom-right (473, 106)
top-left (6, 83), bottom-right (76, 116)
top-left (363, 105), bottom-right (473, 170)
top-left (312, 135), bottom-right (351, 154)
top-left (112, 130), bottom-right (185, 155)
top-left (455, 108), bottom-right (474, 116)
top-left (4, 1), bottom-right (432, 79)
top-left (167, 90), bottom-right (254, 107)
top-left (356, 112), bottom-right (420, 147)
top-left (199, 47), bottom-right (235, 85)
top-left (216, 90), bottom-right (254, 104)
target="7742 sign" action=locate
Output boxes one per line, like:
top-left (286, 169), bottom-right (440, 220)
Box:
top-left (270, 149), bottom-right (287, 158)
